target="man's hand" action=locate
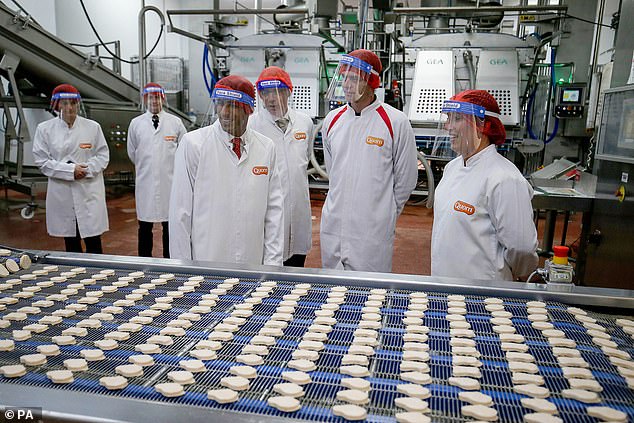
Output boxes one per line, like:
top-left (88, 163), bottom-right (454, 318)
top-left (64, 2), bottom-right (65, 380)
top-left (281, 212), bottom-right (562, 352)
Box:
top-left (74, 164), bottom-right (88, 180)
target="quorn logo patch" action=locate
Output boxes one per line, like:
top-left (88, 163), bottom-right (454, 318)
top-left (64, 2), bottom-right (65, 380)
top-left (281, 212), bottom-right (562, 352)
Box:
top-left (366, 136), bottom-right (384, 147)
top-left (79, 143), bottom-right (92, 149)
top-left (164, 136), bottom-right (177, 142)
top-left (252, 166), bottom-right (269, 175)
top-left (294, 132), bottom-right (307, 140)
top-left (454, 201), bottom-right (475, 215)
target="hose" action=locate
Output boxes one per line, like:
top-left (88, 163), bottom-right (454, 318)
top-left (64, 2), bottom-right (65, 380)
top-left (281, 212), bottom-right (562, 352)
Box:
top-left (419, 151), bottom-right (435, 209)
top-left (526, 47), bottom-right (560, 144)
top-left (308, 120), bottom-right (328, 180)
top-left (202, 44), bottom-right (216, 97)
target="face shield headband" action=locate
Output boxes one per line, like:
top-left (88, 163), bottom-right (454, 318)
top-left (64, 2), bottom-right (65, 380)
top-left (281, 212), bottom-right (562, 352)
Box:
top-left (441, 100), bottom-right (501, 120)
top-left (52, 92), bottom-right (81, 102)
top-left (256, 79), bottom-right (290, 91)
top-left (211, 88), bottom-right (255, 108)
top-left (143, 86), bottom-right (165, 96)
top-left (339, 54), bottom-right (379, 78)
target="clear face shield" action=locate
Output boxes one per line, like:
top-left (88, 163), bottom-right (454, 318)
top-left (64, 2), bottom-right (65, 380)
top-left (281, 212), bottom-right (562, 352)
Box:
top-left (206, 87), bottom-right (255, 136)
top-left (326, 54), bottom-right (377, 103)
top-left (51, 92), bottom-right (84, 125)
top-left (256, 80), bottom-right (291, 119)
top-left (431, 100), bottom-right (487, 160)
top-left (143, 86), bottom-right (168, 115)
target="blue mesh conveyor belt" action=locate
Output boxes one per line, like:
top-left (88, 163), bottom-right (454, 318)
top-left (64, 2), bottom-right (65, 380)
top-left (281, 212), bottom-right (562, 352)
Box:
top-left (1, 249), bottom-right (634, 423)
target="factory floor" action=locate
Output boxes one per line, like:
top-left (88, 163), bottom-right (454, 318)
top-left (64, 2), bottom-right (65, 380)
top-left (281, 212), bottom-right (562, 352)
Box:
top-left (0, 188), bottom-right (581, 276)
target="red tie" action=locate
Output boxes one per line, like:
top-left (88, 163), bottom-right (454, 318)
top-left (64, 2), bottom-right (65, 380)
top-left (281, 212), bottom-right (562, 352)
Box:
top-left (231, 137), bottom-right (241, 159)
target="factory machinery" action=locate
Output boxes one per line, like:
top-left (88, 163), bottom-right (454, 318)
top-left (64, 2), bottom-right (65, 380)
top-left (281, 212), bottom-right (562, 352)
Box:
top-left (0, 1), bottom-right (192, 214)
top-left (1, 1), bottom-right (633, 283)
top-left (2, 246), bottom-right (634, 422)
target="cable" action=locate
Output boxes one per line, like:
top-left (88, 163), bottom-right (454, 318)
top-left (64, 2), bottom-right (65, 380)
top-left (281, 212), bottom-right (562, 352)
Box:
top-left (78, 0), bottom-right (163, 64)
top-left (202, 44), bottom-right (215, 97)
top-left (545, 47), bottom-right (560, 144)
top-left (564, 13), bottom-right (614, 29)
top-left (204, 45), bottom-right (216, 85)
top-left (10, 0), bottom-right (42, 27)
top-left (526, 270), bottom-right (540, 283)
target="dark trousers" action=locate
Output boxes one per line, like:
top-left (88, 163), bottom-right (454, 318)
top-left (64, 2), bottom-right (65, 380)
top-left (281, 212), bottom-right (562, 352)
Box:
top-left (284, 254), bottom-right (306, 267)
top-left (138, 220), bottom-right (169, 258)
top-left (64, 223), bottom-right (103, 254)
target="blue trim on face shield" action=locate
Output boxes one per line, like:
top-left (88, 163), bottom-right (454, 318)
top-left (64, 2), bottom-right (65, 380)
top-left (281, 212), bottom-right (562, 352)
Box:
top-left (52, 92), bottom-right (81, 101)
top-left (339, 54), bottom-right (373, 75)
top-left (143, 86), bottom-right (165, 95)
top-left (211, 88), bottom-right (255, 108)
top-left (441, 100), bottom-right (486, 119)
top-left (257, 80), bottom-right (289, 90)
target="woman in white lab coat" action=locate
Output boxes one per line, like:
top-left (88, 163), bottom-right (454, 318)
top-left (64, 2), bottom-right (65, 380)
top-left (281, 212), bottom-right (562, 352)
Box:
top-left (431, 89), bottom-right (538, 281)
top-left (32, 84), bottom-right (109, 253)
top-left (169, 75), bottom-right (284, 265)
top-left (248, 66), bottom-right (314, 267)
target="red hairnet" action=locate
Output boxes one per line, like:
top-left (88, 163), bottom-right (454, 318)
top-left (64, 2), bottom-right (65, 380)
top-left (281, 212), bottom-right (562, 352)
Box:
top-left (215, 75), bottom-right (255, 99)
top-left (143, 82), bottom-right (164, 96)
top-left (257, 66), bottom-right (293, 91)
top-left (348, 49), bottom-right (382, 89)
top-left (51, 84), bottom-right (80, 111)
top-left (52, 83), bottom-right (79, 97)
top-left (452, 89), bottom-right (506, 145)
top-left (214, 75), bottom-right (255, 114)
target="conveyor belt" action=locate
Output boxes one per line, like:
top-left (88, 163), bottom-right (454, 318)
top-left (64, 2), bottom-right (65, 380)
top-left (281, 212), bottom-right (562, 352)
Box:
top-left (1, 249), bottom-right (634, 423)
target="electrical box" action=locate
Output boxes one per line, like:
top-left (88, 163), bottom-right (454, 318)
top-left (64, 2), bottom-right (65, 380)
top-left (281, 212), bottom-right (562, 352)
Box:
top-left (554, 82), bottom-right (587, 119)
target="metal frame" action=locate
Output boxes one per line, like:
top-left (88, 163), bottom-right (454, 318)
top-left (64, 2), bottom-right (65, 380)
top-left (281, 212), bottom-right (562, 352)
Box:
top-left (2, 249), bottom-right (633, 422)
top-left (29, 250), bottom-right (634, 311)
top-left (0, 384), bottom-right (295, 423)
top-left (595, 85), bottom-right (634, 165)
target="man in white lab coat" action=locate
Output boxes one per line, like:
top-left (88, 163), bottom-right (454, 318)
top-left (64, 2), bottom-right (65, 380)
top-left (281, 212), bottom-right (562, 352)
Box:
top-left (127, 82), bottom-right (187, 258)
top-left (248, 66), bottom-right (314, 267)
top-left (169, 75), bottom-right (284, 265)
top-left (320, 49), bottom-right (418, 272)
top-left (431, 89), bottom-right (538, 281)
top-left (32, 84), bottom-right (109, 253)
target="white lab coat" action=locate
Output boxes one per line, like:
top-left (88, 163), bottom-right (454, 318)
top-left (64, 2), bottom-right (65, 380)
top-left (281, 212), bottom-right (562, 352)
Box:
top-left (32, 116), bottom-right (109, 238)
top-left (431, 144), bottom-right (538, 281)
top-left (169, 120), bottom-right (284, 266)
top-left (248, 108), bottom-right (313, 260)
top-left (127, 110), bottom-right (187, 222)
top-left (320, 98), bottom-right (418, 272)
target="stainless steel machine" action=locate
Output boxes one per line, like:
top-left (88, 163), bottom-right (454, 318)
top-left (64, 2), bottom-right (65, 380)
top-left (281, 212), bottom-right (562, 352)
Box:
top-left (0, 1), bottom-right (192, 214)
top-left (1, 247), bottom-right (633, 422)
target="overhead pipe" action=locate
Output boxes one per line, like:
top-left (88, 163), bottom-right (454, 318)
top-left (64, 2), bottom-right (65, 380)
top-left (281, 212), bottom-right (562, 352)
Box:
top-left (138, 5), bottom-right (164, 99)
top-left (273, 0), bottom-right (309, 24)
top-left (393, 5), bottom-right (568, 14)
top-left (356, 0), bottom-right (370, 49)
top-left (166, 8), bottom-right (309, 16)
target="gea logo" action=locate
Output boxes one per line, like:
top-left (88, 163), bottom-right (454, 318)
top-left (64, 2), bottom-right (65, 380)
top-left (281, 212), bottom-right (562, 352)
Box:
top-left (239, 57), bottom-right (255, 63)
top-left (252, 166), bottom-right (269, 175)
top-left (454, 200), bottom-right (475, 215)
top-left (489, 58), bottom-right (509, 65)
top-left (294, 57), bottom-right (310, 64)
top-left (426, 59), bottom-right (444, 65)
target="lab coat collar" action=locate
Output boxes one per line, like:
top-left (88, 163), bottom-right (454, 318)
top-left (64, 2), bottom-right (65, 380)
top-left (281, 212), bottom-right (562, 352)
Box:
top-left (214, 120), bottom-right (250, 158)
top-left (55, 114), bottom-right (81, 130)
top-left (145, 109), bottom-right (166, 119)
top-left (464, 143), bottom-right (497, 167)
top-left (348, 96), bottom-right (382, 116)
top-left (261, 107), bottom-right (293, 126)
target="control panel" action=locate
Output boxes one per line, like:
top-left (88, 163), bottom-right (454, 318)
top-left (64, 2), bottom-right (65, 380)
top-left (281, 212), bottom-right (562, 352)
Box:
top-left (554, 82), bottom-right (587, 119)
